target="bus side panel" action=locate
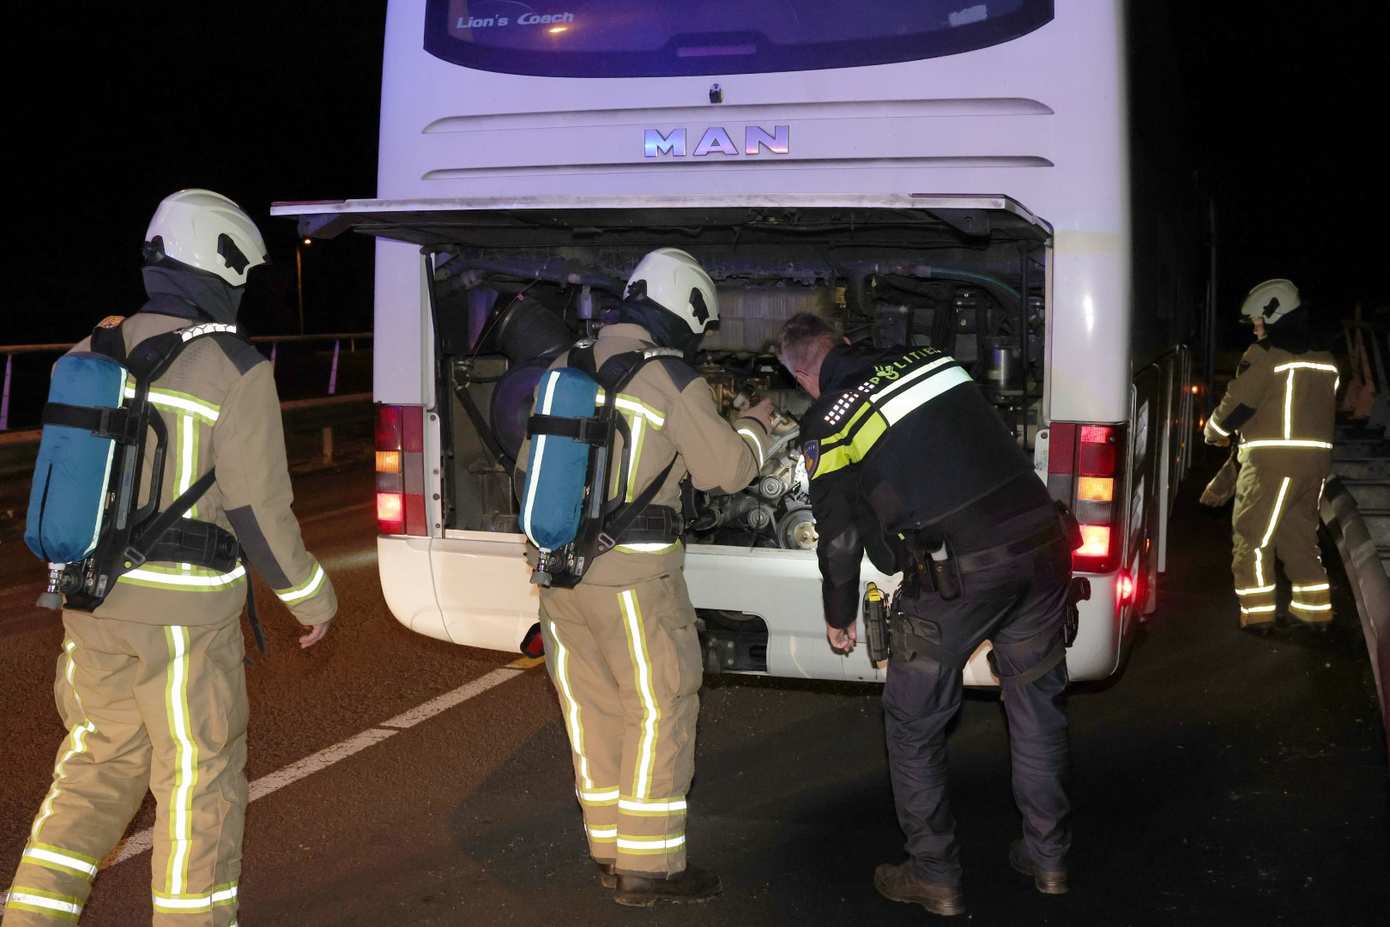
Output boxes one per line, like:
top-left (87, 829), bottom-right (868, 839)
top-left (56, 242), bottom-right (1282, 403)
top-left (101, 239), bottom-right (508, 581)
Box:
top-left (374, 238), bottom-right (434, 407)
top-left (379, 536), bottom-right (451, 641)
top-left (430, 534), bottom-right (540, 652)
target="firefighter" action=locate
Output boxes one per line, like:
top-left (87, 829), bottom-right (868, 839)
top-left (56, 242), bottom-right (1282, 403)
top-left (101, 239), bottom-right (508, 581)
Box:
top-left (1204, 278), bottom-right (1338, 632)
top-left (4, 190), bottom-right (337, 927)
top-left (516, 248), bottom-right (774, 906)
top-left (776, 313), bottom-right (1072, 917)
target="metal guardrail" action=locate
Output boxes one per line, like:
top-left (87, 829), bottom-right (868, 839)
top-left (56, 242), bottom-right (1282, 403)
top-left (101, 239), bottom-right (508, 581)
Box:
top-left (0, 332), bottom-right (372, 430)
top-left (1321, 477), bottom-right (1390, 757)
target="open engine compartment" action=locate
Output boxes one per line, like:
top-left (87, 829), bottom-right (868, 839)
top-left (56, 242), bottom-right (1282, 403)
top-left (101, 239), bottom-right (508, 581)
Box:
top-left (429, 206), bottom-right (1049, 549)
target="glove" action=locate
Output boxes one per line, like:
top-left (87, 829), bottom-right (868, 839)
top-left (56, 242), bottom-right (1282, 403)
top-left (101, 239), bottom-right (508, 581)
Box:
top-left (1200, 455), bottom-right (1240, 507)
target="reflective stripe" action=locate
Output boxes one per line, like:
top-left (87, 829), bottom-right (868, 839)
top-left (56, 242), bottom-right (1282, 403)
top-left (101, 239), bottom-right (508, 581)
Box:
top-left (549, 622), bottom-right (594, 790)
top-left (588, 826), bottom-right (618, 841)
top-left (123, 385), bottom-right (222, 423)
top-left (625, 415), bottom-right (646, 502)
top-left (521, 372), bottom-right (562, 548)
top-left (619, 797), bottom-right (688, 814)
top-left (614, 396), bottom-right (665, 428)
top-left (618, 589), bottom-right (661, 799)
top-left (153, 883), bottom-right (238, 912)
top-left (1290, 601), bottom-right (1332, 612)
top-left (22, 846), bottom-right (98, 879)
top-left (179, 323), bottom-right (238, 342)
top-left (869, 356), bottom-right (954, 403)
top-left (578, 787), bottom-right (620, 805)
top-left (1240, 604), bottom-right (1277, 615)
top-left (1208, 419), bottom-right (1231, 437)
top-left (1260, 478), bottom-right (1291, 548)
top-left (164, 627), bottom-right (197, 896)
top-left (32, 641), bottom-right (95, 839)
top-left (1291, 583), bottom-right (1329, 593)
top-left (276, 563), bottom-right (327, 604)
top-left (616, 834), bottom-right (686, 853)
top-left (1254, 548), bottom-right (1265, 588)
top-left (1273, 361), bottom-right (1338, 373)
top-left (1241, 439), bottom-right (1334, 450)
top-left (1234, 584), bottom-right (1276, 596)
top-left (878, 366), bottom-right (972, 425)
top-left (120, 564), bottom-right (246, 590)
top-left (6, 888), bottom-right (83, 919)
top-left (1283, 369), bottom-right (1294, 440)
top-left (616, 542), bottom-right (679, 554)
top-left (737, 428), bottom-right (764, 469)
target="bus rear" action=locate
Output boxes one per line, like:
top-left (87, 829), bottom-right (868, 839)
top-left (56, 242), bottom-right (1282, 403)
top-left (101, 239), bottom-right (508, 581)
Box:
top-left (274, 0), bottom-right (1207, 684)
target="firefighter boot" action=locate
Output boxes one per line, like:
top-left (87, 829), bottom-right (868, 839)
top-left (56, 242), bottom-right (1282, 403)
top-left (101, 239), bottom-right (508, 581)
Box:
top-left (614, 865), bottom-right (721, 906)
top-left (595, 859), bottom-right (617, 889)
top-left (873, 862), bottom-right (965, 917)
top-left (1009, 838), bottom-right (1069, 895)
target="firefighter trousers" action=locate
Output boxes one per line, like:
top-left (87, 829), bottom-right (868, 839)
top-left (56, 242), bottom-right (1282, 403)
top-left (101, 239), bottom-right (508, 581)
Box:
top-left (4, 612), bottom-right (247, 927)
top-left (538, 571), bottom-right (702, 876)
top-left (882, 538), bottom-right (1072, 887)
top-left (1231, 454), bottom-right (1332, 626)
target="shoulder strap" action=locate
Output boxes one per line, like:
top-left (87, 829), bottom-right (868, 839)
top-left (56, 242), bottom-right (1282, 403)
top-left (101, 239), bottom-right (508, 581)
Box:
top-left (90, 321), bottom-right (127, 364)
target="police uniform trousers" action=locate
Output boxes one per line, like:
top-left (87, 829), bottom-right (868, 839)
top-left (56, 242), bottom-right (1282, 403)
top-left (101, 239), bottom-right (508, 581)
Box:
top-left (882, 538), bottom-right (1072, 887)
top-left (538, 570), bottom-right (702, 876)
top-left (1230, 451), bottom-right (1333, 626)
top-left (5, 612), bottom-right (247, 927)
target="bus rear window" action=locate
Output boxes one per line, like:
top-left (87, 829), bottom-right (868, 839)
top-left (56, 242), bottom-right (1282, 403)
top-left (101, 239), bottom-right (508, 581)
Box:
top-left (424, 0), bottom-right (1053, 78)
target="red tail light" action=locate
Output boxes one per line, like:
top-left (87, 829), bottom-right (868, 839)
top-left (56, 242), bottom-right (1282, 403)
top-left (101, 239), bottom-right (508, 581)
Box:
top-left (1116, 570), bottom-right (1136, 604)
top-left (1048, 421), bottom-right (1125, 573)
top-left (376, 404), bottom-right (428, 536)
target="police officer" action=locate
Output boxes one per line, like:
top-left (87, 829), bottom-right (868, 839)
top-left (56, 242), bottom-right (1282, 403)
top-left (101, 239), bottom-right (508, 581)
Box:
top-left (776, 313), bottom-right (1072, 917)
top-left (1205, 279), bottom-right (1338, 632)
top-left (5, 190), bottom-right (337, 927)
top-left (518, 248), bottom-right (774, 906)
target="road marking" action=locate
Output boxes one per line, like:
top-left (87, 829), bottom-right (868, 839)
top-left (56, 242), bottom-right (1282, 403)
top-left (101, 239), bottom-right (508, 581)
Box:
top-left (104, 657), bottom-right (538, 869)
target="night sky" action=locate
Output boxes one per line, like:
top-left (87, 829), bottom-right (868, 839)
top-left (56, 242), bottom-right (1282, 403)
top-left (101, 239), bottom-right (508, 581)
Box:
top-left (12, 3), bottom-right (1387, 346)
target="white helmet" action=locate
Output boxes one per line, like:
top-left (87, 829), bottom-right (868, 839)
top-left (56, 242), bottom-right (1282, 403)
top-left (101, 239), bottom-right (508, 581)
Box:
top-left (144, 189), bottom-right (268, 287)
top-left (624, 248), bottom-right (719, 335)
top-left (1240, 278), bottom-right (1300, 326)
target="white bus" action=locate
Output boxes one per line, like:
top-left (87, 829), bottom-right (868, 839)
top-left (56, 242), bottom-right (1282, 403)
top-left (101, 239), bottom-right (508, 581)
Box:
top-left (274, 0), bottom-right (1210, 685)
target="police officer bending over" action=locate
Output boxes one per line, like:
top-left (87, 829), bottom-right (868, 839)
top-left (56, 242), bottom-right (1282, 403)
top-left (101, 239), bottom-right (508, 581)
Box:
top-left (775, 313), bottom-right (1073, 917)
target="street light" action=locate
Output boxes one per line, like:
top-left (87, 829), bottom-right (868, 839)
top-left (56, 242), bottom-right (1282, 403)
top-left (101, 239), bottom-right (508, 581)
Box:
top-left (295, 237), bottom-right (312, 334)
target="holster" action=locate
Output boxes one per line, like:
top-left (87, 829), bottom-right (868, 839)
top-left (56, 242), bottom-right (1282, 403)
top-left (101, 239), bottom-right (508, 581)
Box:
top-left (900, 533), bottom-right (962, 601)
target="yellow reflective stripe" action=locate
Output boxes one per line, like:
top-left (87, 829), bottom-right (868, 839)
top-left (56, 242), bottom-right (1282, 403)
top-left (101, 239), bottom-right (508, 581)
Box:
top-left (812, 411), bottom-right (888, 481)
top-left (616, 834), bottom-right (686, 853)
top-left (619, 797), bottom-right (688, 815)
top-left (1241, 604), bottom-right (1277, 615)
top-left (1234, 584), bottom-right (1276, 596)
top-left (578, 787), bottom-right (620, 805)
top-left (276, 563), bottom-right (327, 604)
top-left (1260, 478), bottom-right (1292, 548)
top-left (119, 564), bottom-right (246, 591)
top-left (821, 399), bottom-right (873, 445)
top-left (1290, 601), bottom-right (1332, 612)
top-left (601, 394), bottom-right (665, 428)
top-left (618, 589), bottom-right (661, 800)
top-left (32, 641), bottom-right (95, 840)
top-left (1283, 369), bottom-right (1294, 439)
top-left (1241, 439), bottom-right (1333, 450)
top-left (123, 386), bottom-right (221, 423)
top-left (1254, 548), bottom-right (1265, 588)
top-left (163, 627), bottom-right (197, 896)
top-left (625, 415), bottom-right (647, 502)
top-left (152, 883), bottom-right (238, 912)
top-left (737, 428), bottom-right (764, 469)
top-left (1291, 583), bottom-right (1329, 593)
top-left (549, 621), bottom-right (594, 791)
top-left (21, 845), bottom-right (98, 879)
top-left (1208, 419), bottom-right (1231, 437)
top-left (5, 887), bottom-right (83, 920)
top-left (1273, 361), bottom-right (1338, 373)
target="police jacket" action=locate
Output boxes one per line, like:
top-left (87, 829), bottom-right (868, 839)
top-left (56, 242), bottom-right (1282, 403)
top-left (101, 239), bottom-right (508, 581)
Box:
top-left (1206, 330), bottom-right (1337, 461)
top-left (802, 345), bottom-right (1052, 629)
top-left (68, 297), bottom-right (337, 628)
top-left (517, 323), bottom-right (772, 587)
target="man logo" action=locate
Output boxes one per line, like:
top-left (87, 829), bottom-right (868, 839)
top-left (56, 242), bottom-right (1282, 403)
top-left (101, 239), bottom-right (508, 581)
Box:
top-left (644, 126), bottom-right (790, 159)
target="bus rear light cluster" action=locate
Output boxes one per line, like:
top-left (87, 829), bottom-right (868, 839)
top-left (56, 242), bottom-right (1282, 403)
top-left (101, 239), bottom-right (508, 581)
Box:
top-left (376, 404), bottom-right (428, 536)
top-left (1047, 422), bottom-right (1126, 574)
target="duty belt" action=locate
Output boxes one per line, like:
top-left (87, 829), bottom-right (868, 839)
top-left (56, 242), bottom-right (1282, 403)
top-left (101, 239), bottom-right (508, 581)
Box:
top-left (139, 519), bottom-right (241, 573)
top-left (951, 520), bottom-right (1064, 574)
top-left (597, 505), bottom-right (683, 553)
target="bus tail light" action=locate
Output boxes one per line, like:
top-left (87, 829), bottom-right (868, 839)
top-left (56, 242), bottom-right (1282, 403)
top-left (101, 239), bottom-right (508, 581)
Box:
top-left (1047, 422), bottom-right (1125, 574)
top-left (376, 404), bottom-right (428, 536)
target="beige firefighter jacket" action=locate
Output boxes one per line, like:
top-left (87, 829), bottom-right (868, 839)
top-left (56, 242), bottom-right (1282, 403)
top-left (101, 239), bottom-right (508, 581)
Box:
top-left (68, 311), bottom-right (337, 627)
top-left (517, 323), bottom-right (772, 586)
top-left (1206, 340), bottom-right (1338, 461)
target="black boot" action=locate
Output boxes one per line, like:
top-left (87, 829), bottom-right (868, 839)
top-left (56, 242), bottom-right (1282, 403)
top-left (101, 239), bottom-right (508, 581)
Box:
top-left (1009, 839), bottom-right (1069, 895)
top-left (873, 862), bottom-right (965, 917)
top-left (614, 865), bottom-right (721, 907)
top-left (595, 859), bottom-right (617, 889)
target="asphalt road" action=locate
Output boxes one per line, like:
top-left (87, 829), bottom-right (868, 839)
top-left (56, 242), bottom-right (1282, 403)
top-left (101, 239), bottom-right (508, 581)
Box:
top-left (1, 463), bottom-right (1386, 926)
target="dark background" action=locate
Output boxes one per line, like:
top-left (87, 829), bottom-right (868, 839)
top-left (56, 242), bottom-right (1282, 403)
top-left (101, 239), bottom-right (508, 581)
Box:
top-left (8, 3), bottom-right (1387, 344)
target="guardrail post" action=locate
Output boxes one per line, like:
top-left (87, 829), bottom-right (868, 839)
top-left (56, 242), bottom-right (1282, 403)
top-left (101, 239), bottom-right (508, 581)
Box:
top-left (327, 339), bottom-right (340, 396)
top-left (270, 343), bottom-right (278, 370)
top-left (321, 426), bottom-right (334, 465)
top-left (0, 354), bottom-right (12, 431)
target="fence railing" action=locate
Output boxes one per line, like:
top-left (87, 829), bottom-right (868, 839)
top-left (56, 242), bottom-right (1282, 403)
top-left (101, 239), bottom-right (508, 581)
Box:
top-left (0, 332), bottom-right (372, 431)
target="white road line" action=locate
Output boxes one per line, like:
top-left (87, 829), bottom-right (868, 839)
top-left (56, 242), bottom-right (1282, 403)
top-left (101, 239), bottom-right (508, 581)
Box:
top-left (103, 660), bottom-right (538, 869)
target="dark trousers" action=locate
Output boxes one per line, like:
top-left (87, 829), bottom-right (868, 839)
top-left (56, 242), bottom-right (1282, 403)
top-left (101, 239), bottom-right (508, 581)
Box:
top-left (882, 538), bottom-right (1072, 885)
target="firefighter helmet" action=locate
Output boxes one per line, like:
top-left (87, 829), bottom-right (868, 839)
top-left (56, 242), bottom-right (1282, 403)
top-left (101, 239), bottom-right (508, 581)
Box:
top-left (624, 248), bottom-right (719, 335)
top-left (1240, 278), bottom-right (1300, 326)
top-left (143, 189), bottom-right (268, 287)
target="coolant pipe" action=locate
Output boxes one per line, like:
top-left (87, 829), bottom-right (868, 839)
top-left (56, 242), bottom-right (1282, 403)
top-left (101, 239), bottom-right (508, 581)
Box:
top-left (837, 262), bottom-right (1021, 306)
top-left (433, 254), bottom-right (624, 297)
